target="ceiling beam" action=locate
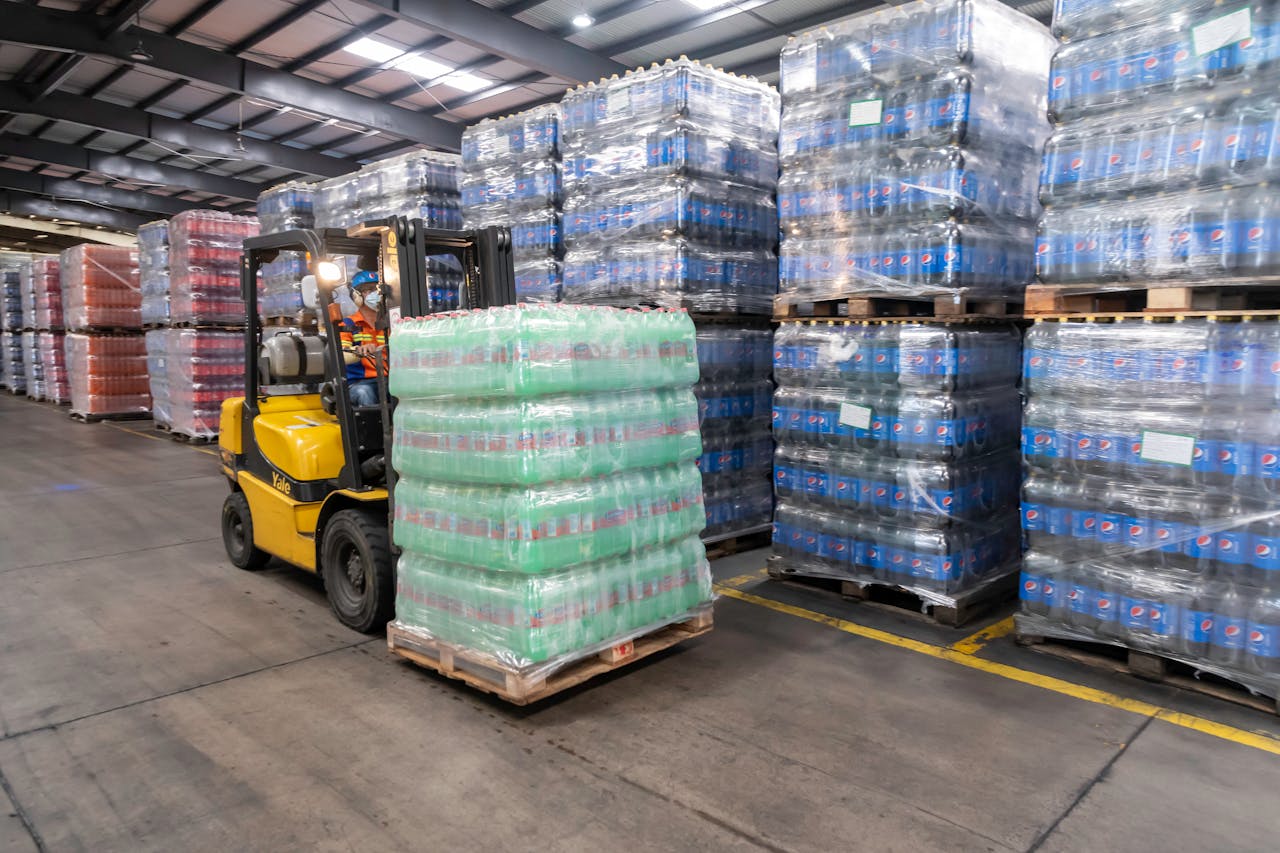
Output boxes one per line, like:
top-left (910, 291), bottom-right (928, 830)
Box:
top-left (0, 134), bottom-right (267, 201)
top-left (0, 213), bottom-right (136, 246)
top-left (27, 0), bottom-right (155, 102)
top-left (0, 85), bottom-right (357, 178)
top-left (281, 15), bottom-right (395, 72)
top-left (347, 0), bottom-right (626, 82)
top-left (0, 190), bottom-right (148, 231)
top-left (226, 0), bottom-right (328, 55)
top-left (166, 0), bottom-right (224, 36)
top-left (0, 169), bottom-right (203, 216)
top-left (0, 3), bottom-right (463, 152)
top-left (601, 0), bottom-right (774, 56)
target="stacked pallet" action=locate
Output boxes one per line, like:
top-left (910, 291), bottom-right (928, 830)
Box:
top-left (256, 182), bottom-right (316, 325)
top-left (30, 257), bottom-right (67, 404)
top-left (1, 252), bottom-right (30, 394)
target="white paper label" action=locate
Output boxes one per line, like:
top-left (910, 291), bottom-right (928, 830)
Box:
top-left (839, 403), bottom-right (873, 430)
top-left (606, 88), bottom-right (631, 115)
top-left (848, 99), bottom-right (883, 127)
top-left (1192, 7), bottom-right (1252, 56)
top-left (1140, 430), bottom-right (1196, 466)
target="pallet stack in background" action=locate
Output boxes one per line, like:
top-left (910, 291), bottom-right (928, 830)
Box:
top-left (256, 181), bottom-right (316, 328)
top-left (59, 244), bottom-right (148, 420)
top-left (1014, 0), bottom-right (1280, 700)
top-left (775, 0), bottom-right (1053, 316)
top-left (461, 106), bottom-right (563, 302)
top-left (161, 210), bottom-right (257, 439)
top-left (31, 257), bottom-right (68, 404)
top-left (770, 321), bottom-right (1024, 622)
top-left (139, 221), bottom-right (172, 430)
top-left (387, 306), bottom-right (712, 697)
top-left (1, 252), bottom-right (30, 395)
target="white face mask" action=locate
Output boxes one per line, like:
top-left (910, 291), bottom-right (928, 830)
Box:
top-left (363, 289), bottom-right (382, 310)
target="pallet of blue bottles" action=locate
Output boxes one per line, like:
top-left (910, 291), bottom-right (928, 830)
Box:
top-left (1015, 313), bottom-right (1280, 712)
top-left (768, 318), bottom-right (1025, 626)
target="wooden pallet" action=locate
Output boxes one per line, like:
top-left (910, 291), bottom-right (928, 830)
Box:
top-left (1025, 278), bottom-right (1280, 317)
top-left (69, 410), bottom-right (151, 423)
top-left (1015, 616), bottom-right (1280, 715)
top-left (387, 606), bottom-right (714, 705)
top-left (767, 556), bottom-right (1017, 628)
top-left (774, 291), bottom-right (1022, 321)
top-left (154, 422), bottom-right (215, 444)
top-left (702, 524), bottom-right (772, 560)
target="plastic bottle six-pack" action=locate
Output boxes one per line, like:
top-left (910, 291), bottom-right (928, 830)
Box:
top-left (462, 105), bottom-right (564, 303)
top-left (777, 0), bottom-right (1055, 302)
top-left (59, 245), bottom-right (141, 331)
top-left (1018, 317), bottom-right (1280, 695)
top-left (168, 211), bottom-right (259, 326)
top-left (389, 304), bottom-right (712, 670)
top-left (257, 181), bottom-right (316, 234)
top-left (1037, 0), bottom-right (1280, 283)
top-left (560, 59), bottom-right (781, 314)
top-left (65, 332), bottom-right (150, 417)
top-left (139, 220), bottom-right (170, 327)
top-left (696, 325), bottom-right (775, 538)
top-left (771, 321), bottom-right (1023, 600)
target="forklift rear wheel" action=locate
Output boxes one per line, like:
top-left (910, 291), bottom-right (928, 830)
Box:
top-left (222, 492), bottom-right (271, 571)
top-left (320, 509), bottom-right (394, 634)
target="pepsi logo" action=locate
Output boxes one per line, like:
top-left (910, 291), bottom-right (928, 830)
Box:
top-left (1210, 228), bottom-right (1226, 243)
top-left (1197, 534), bottom-right (1213, 547)
top-left (868, 547), bottom-right (879, 559)
top-left (1220, 448), bottom-right (1235, 462)
top-left (893, 554), bottom-right (904, 564)
top-left (1120, 62), bottom-right (1133, 75)
top-left (1069, 589), bottom-right (1081, 601)
top-left (1101, 520), bottom-right (1116, 533)
top-left (806, 476), bottom-right (818, 486)
top-left (1099, 439), bottom-right (1112, 451)
top-left (1241, 37), bottom-right (1254, 49)
top-left (1072, 357), bottom-right (1086, 367)
top-left (1201, 617), bottom-right (1214, 632)
top-left (1258, 543), bottom-right (1273, 558)
top-left (1090, 69), bottom-right (1103, 81)
top-left (1044, 582), bottom-right (1056, 596)
top-left (911, 558), bottom-right (923, 569)
top-left (944, 249), bottom-right (957, 261)
top-left (1109, 153), bottom-right (1121, 165)
top-left (912, 354), bottom-right (925, 365)
top-left (1218, 537), bottom-right (1236, 552)
top-left (1036, 243), bottom-right (1049, 255)
top-left (1025, 509), bottom-right (1040, 521)
top-left (776, 470), bottom-right (786, 480)
top-left (885, 114), bottom-right (896, 123)
top-left (893, 423), bottom-right (904, 433)
top-left (937, 425), bottom-right (949, 436)
top-left (1226, 133), bottom-right (1240, 147)
top-left (901, 254), bottom-right (911, 265)
top-left (1024, 579), bottom-right (1038, 593)
top-left (882, 186), bottom-right (892, 197)
top-left (1157, 527), bottom-right (1172, 540)
top-left (914, 424), bottom-right (925, 435)
top-left (875, 353), bottom-right (887, 363)
top-left (1074, 240), bottom-right (1088, 251)
top-left (1070, 157), bottom-right (1083, 170)
top-left (1191, 139), bottom-right (1203, 152)
top-left (940, 104), bottom-right (951, 115)
top-left (1145, 56), bottom-right (1159, 69)
top-left (1077, 437), bottom-right (1092, 450)
top-left (905, 109), bottom-right (916, 119)
top-left (1034, 434), bottom-right (1051, 446)
top-left (1031, 356), bottom-right (1043, 367)
top-left (1113, 358), bottom-right (1127, 368)
top-left (1175, 49), bottom-right (1189, 62)
top-left (942, 496), bottom-right (953, 507)
top-left (922, 252), bottom-right (934, 263)
top-left (1130, 605), bottom-right (1145, 618)
top-left (1272, 361), bottom-right (1280, 375)
top-left (1250, 629), bottom-right (1264, 643)
top-left (1263, 453), bottom-right (1279, 468)
top-left (1225, 624), bottom-right (1242, 638)
top-left (1249, 226), bottom-right (1265, 242)
top-left (894, 490), bottom-right (905, 501)
top-left (873, 420), bottom-right (884, 430)
top-left (1130, 524), bottom-right (1144, 537)
top-left (1052, 75), bottom-right (1066, 89)
top-left (1098, 597), bottom-right (1113, 610)
top-left (876, 487), bottom-right (887, 497)
top-left (943, 560), bottom-right (953, 571)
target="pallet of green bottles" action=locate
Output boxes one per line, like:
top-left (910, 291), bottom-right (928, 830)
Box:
top-left (1015, 616), bottom-right (1280, 717)
top-left (386, 604), bottom-right (713, 705)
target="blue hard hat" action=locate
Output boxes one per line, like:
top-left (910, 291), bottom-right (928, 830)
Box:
top-left (352, 269), bottom-right (379, 289)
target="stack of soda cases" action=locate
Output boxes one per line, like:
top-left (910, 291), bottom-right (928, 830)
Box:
top-left (257, 181), bottom-right (315, 234)
top-left (138, 221), bottom-right (170, 327)
top-left (358, 151), bottom-right (464, 313)
top-left (168, 210), bottom-right (259, 326)
top-left (313, 173), bottom-right (360, 229)
top-left (16, 255), bottom-right (39, 397)
top-left (1018, 318), bottom-right (1280, 695)
top-left (1037, 0), bottom-right (1280, 283)
top-left (164, 328), bottom-right (243, 439)
top-left (771, 321), bottom-right (1024, 603)
top-left (560, 59), bottom-right (781, 315)
top-left (388, 304), bottom-right (713, 671)
top-left (145, 328), bottom-right (171, 429)
top-left (21, 331), bottom-right (44, 400)
top-left (462, 105), bottom-right (564, 302)
top-left (31, 257), bottom-right (67, 404)
top-left (1, 252), bottom-right (30, 393)
top-left (696, 325), bottom-right (775, 538)
top-left (59, 244), bottom-right (148, 418)
top-left (776, 0), bottom-right (1054, 302)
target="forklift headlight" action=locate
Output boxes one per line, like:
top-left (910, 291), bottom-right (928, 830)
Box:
top-left (316, 260), bottom-right (345, 284)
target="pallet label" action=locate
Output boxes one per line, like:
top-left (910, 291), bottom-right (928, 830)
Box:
top-left (848, 99), bottom-right (882, 128)
top-left (1140, 430), bottom-right (1196, 466)
top-left (838, 402), bottom-right (873, 430)
top-left (1192, 7), bottom-right (1251, 56)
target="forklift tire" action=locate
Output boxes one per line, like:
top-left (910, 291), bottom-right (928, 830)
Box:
top-left (320, 509), bottom-right (394, 634)
top-left (222, 492), bottom-right (271, 571)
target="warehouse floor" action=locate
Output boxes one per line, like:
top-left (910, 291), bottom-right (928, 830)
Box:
top-left (2, 395), bottom-right (1279, 853)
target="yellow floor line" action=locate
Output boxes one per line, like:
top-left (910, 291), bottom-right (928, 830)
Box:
top-left (718, 567), bottom-right (770, 589)
top-left (949, 616), bottom-right (1016, 655)
top-left (715, 585), bottom-right (1280, 757)
top-left (103, 422), bottom-right (219, 457)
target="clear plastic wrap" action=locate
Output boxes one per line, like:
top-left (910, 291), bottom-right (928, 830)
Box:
top-left (1019, 317), bottom-right (1280, 698)
top-left (356, 150), bottom-right (461, 227)
top-left (313, 173), bottom-right (361, 229)
top-left (16, 254), bottom-right (36, 331)
top-left (166, 328), bottom-right (243, 438)
top-left (778, 0), bottom-right (1052, 303)
top-left (59, 245), bottom-right (141, 331)
top-left (20, 331), bottom-right (41, 398)
top-left (392, 304), bottom-right (710, 672)
top-left (393, 388), bottom-right (700, 485)
top-left (256, 180), bottom-right (316, 234)
top-left (393, 536), bottom-right (711, 667)
top-left (772, 320), bottom-right (1023, 601)
top-left (145, 327), bottom-right (171, 428)
top-left (560, 62), bottom-right (779, 315)
top-left (388, 305), bottom-right (698, 399)
top-left (258, 250), bottom-right (310, 320)
top-left (0, 252), bottom-right (27, 334)
top-left (168, 210), bottom-right (259, 326)
top-left (138, 220), bottom-right (170, 327)
top-left (31, 257), bottom-right (61, 331)
top-left (64, 332), bottom-right (149, 417)
top-left (462, 106), bottom-right (564, 302)
top-left (1, 332), bottom-right (23, 393)
top-left (36, 331), bottom-right (68, 403)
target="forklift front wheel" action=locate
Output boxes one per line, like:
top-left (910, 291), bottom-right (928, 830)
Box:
top-left (320, 509), bottom-right (394, 634)
top-left (222, 492), bottom-right (271, 571)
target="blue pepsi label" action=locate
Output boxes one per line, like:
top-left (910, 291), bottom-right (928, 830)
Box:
top-left (1213, 614), bottom-right (1247, 650)
top-left (1253, 533), bottom-right (1280, 572)
top-left (1247, 623), bottom-right (1280, 658)
top-left (1067, 580), bottom-right (1093, 616)
top-left (1022, 501), bottom-right (1045, 532)
top-left (1093, 589), bottom-right (1118, 623)
top-left (1120, 595), bottom-right (1151, 631)
top-left (1182, 608), bottom-right (1213, 645)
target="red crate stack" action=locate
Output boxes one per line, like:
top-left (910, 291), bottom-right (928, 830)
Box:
top-left (168, 210), bottom-right (259, 326)
top-left (60, 245), bottom-right (141, 331)
top-left (64, 333), bottom-right (150, 417)
top-left (60, 245), bottom-right (147, 418)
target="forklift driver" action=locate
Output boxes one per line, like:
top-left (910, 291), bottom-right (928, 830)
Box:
top-left (339, 270), bottom-right (387, 408)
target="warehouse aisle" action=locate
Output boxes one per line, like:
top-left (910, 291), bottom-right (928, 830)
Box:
top-left (2, 395), bottom-right (1278, 853)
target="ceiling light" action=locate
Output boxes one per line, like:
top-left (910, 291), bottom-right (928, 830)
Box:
top-left (572, 13), bottom-right (594, 27)
top-left (439, 72), bottom-right (490, 93)
top-left (128, 10), bottom-right (152, 61)
top-left (395, 54), bottom-right (453, 79)
top-left (34, 234), bottom-right (48, 239)
top-left (344, 37), bottom-right (405, 64)
top-left (683, 0), bottom-right (732, 9)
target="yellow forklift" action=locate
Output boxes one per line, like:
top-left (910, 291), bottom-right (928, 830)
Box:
top-left (217, 217), bottom-right (515, 632)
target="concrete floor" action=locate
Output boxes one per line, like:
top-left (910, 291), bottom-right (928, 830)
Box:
top-left (2, 394), bottom-right (1279, 853)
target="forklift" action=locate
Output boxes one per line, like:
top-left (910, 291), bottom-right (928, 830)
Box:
top-left (217, 217), bottom-right (516, 633)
